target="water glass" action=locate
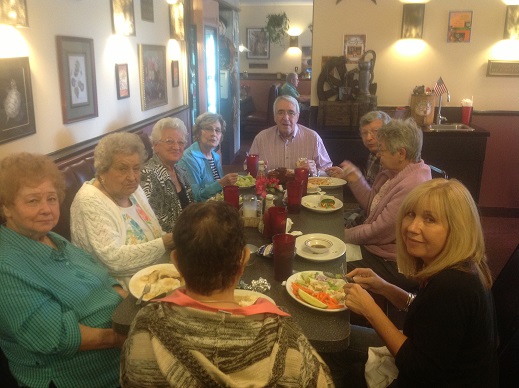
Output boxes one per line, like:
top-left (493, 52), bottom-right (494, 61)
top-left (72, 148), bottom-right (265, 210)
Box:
top-left (286, 179), bottom-right (303, 214)
top-left (268, 206), bottom-right (287, 237)
top-left (272, 233), bottom-right (296, 282)
top-left (294, 167), bottom-right (309, 196)
top-left (246, 154), bottom-right (259, 177)
top-left (223, 185), bottom-right (239, 209)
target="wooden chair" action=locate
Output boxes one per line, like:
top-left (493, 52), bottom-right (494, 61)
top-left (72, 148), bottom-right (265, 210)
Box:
top-left (491, 243), bottom-right (519, 386)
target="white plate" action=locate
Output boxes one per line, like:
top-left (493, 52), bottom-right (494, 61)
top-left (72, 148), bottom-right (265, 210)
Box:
top-left (286, 271), bottom-right (347, 312)
top-left (302, 195), bottom-right (343, 213)
top-left (295, 233), bottom-right (346, 261)
top-left (306, 186), bottom-right (321, 194)
top-left (129, 264), bottom-right (183, 302)
top-left (234, 289), bottom-right (275, 306)
top-left (308, 177), bottom-right (347, 188)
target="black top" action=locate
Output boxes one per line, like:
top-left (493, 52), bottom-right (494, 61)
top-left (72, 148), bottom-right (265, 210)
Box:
top-left (396, 267), bottom-right (499, 387)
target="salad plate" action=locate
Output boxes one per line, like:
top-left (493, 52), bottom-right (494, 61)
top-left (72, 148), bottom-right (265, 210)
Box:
top-left (301, 195), bottom-right (343, 213)
top-left (234, 289), bottom-right (275, 306)
top-left (286, 271), bottom-right (347, 312)
top-left (129, 264), bottom-right (183, 302)
top-left (295, 233), bottom-right (346, 261)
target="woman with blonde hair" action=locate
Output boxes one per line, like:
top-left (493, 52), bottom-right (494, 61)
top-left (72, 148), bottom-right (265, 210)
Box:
top-left (341, 179), bottom-right (498, 387)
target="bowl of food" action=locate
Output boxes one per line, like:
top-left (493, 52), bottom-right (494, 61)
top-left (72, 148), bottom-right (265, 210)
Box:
top-left (304, 237), bottom-right (333, 254)
top-left (307, 182), bottom-right (320, 193)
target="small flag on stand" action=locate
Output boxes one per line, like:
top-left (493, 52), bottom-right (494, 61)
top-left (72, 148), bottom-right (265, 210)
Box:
top-left (433, 77), bottom-right (448, 95)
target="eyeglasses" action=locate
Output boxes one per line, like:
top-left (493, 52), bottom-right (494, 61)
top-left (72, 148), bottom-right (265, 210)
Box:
top-left (201, 127), bottom-right (223, 134)
top-left (360, 129), bottom-right (378, 138)
top-left (158, 139), bottom-right (187, 147)
top-left (276, 110), bottom-right (298, 118)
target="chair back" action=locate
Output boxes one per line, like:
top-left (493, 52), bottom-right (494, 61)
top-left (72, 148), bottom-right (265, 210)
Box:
top-left (266, 84), bottom-right (280, 127)
top-left (491, 243), bottom-right (519, 385)
top-left (428, 164), bottom-right (448, 179)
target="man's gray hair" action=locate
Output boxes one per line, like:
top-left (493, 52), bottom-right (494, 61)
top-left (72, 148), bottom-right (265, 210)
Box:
top-left (360, 111), bottom-right (391, 128)
top-left (286, 72), bottom-right (298, 82)
top-left (273, 95), bottom-right (300, 115)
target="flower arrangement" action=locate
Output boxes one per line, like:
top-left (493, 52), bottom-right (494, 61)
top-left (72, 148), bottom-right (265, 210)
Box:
top-left (412, 85), bottom-right (433, 95)
top-left (255, 176), bottom-right (280, 198)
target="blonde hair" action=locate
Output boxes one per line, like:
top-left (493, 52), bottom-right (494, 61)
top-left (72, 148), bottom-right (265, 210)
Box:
top-left (396, 179), bottom-right (492, 289)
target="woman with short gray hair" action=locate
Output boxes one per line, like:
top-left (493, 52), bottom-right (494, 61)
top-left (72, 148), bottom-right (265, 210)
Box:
top-left (141, 118), bottom-right (194, 232)
top-left (71, 132), bottom-right (174, 290)
top-left (327, 119), bottom-right (431, 291)
top-left (178, 112), bottom-right (238, 201)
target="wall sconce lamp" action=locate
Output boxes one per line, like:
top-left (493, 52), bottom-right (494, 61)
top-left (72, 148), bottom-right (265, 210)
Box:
top-left (504, 5), bottom-right (519, 40)
top-left (401, 3), bottom-right (425, 39)
top-left (0, 0), bottom-right (29, 27)
top-left (289, 35), bottom-right (299, 48)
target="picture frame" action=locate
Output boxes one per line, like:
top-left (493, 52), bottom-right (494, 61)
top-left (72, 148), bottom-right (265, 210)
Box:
top-left (138, 44), bottom-right (168, 111)
top-left (504, 5), bottom-right (519, 39)
top-left (343, 34), bottom-right (366, 63)
top-left (110, 0), bottom-right (136, 36)
top-left (0, 0), bottom-right (28, 27)
top-left (247, 28), bottom-right (269, 60)
top-left (0, 57), bottom-right (36, 144)
top-left (115, 63), bottom-right (130, 99)
top-left (447, 11), bottom-right (473, 43)
top-left (169, 2), bottom-right (185, 40)
top-left (486, 60), bottom-right (519, 77)
top-left (140, 0), bottom-right (153, 22)
top-left (401, 3), bottom-right (425, 39)
top-left (171, 60), bottom-right (179, 87)
top-left (56, 36), bottom-right (98, 124)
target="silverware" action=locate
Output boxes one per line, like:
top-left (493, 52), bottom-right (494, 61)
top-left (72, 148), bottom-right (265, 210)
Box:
top-left (136, 283), bottom-right (151, 305)
top-left (340, 263), bottom-right (355, 283)
top-left (323, 268), bottom-right (355, 283)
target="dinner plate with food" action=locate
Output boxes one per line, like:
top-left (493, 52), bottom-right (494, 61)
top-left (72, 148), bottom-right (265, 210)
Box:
top-left (301, 195), bottom-right (343, 212)
top-left (286, 271), bottom-right (347, 312)
top-left (307, 177), bottom-right (347, 188)
top-left (234, 289), bottom-right (275, 306)
top-left (235, 174), bottom-right (256, 189)
top-left (129, 264), bottom-right (184, 302)
top-left (295, 233), bottom-right (347, 261)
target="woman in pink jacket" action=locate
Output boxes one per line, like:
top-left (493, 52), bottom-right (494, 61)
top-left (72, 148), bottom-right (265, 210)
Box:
top-left (327, 118), bottom-right (431, 291)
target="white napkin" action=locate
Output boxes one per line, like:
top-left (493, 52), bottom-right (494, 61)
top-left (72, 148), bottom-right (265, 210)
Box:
top-left (285, 218), bottom-right (293, 233)
top-left (365, 346), bottom-right (399, 388)
top-left (345, 243), bottom-right (363, 262)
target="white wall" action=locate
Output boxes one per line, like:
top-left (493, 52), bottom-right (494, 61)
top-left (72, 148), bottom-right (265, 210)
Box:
top-left (313, 0), bottom-right (519, 110)
top-left (239, 5), bottom-right (313, 74)
top-left (0, 0), bottom-right (186, 159)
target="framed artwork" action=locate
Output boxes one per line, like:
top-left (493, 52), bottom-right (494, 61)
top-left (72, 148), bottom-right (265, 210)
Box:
top-left (301, 46), bottom-right (312, 74)
top-left (169, 2), bottom-right (185, 40)
top-left (401, 3), bottom-right (425, 39)
top-left (487, 60), bottom-right (519, 77)
top-left (171, 60), bottom-right (179, 87)
top-left (0, 0), bottom-right (28, 27)
top-left (138, 44), bottom-right (168, 111)
top-left (115, 63), bottom-right (130, 99)
top-left (56, 36), bottom-right (98, 124)
top-left (448, 11), bottom-right (473, 43)
top-left (140, 0), bottom-right (153, 22)
top-left (343, 34), bottom-right (366, 63)
top-left (110, 0), bottom-right (135, 36)
top-left (504, 5), bottom-right (519, 39)
top-left (247, 28), bottom-right (269, 60)
top-left (0, 57), bottom-right (35, 144)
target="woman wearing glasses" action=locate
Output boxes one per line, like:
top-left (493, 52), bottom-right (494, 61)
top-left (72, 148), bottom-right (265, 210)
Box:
top-left (141, 118), bottom-right (194, 232)
top-left (71, 132), bottom-right (174, 290)
top-left (178, 112), bottom-right (238, 201)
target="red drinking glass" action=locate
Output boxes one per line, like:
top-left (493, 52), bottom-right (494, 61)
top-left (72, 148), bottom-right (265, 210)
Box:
top-left (272, 233), bottom-right (296, 282)
top-left (294, 167), bottom-right (309, 196)
top-left (286, 179), bottom-right (303, 214)
top-left (223, 185), bottom-right (239, 209)
top-left (246, 154), bottom-right (259, 177)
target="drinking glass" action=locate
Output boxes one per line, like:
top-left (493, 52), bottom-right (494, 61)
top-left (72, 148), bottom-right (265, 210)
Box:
top-left (294, 167), bottom-right (309, 196)
top-left (461, 106), bottom-right (473, 125)
top-left (246, 154), bottom-right (259, 177)
top-left (268, 206), bottom-right (287, 237)
top-left (286, 179), bottom-right (303, 214)
top-left (272, 233), bottom-right (296, 282)
top-left (242, 194), bottom-right (257, 218)
top-left (223, 185), bottom-right (239, 209)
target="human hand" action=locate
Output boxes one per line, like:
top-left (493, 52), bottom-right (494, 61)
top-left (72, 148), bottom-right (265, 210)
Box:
top-left (326, 166), bottom-right (346, 180)
top-left (346, 267), bottom-right (388, 295)
top-left (343, 283), bottom-right (378, 316)
top-left (304, 159), bottom-right (318, 176)
top-left (162, 233), bottom-right (175, 250)
top-left (219, 173), bottom-right (239, 187)
top-left (338, 161), bottom-right (362, 183)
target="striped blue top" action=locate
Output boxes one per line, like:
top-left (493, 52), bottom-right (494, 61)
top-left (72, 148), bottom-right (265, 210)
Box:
top-left (0, 226), bottom-right (123, 387)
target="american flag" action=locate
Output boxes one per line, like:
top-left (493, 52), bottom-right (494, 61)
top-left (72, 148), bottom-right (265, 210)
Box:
top-left (433, 77), bottom-right (449, 95)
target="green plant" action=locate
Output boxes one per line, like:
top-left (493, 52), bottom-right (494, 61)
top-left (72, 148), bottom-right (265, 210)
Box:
top-left (265, 12), bottom-right (290, 45)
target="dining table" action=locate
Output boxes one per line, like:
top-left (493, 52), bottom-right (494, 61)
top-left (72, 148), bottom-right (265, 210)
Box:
top-left (112, 184), bottom-right (351, 353)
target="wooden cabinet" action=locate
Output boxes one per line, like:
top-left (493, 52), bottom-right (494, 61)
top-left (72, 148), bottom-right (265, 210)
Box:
top-left (319, 127), bottom-right (489, 203)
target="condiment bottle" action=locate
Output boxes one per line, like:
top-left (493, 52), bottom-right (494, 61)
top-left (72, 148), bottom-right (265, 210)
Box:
top-left (262, 194), bottom-right (275, 238)
top-left (255, 160), bottom-right (267, 197)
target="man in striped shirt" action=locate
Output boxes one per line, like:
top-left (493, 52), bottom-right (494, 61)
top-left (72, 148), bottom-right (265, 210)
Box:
top-left (249, 95), bottom-right (332, 176)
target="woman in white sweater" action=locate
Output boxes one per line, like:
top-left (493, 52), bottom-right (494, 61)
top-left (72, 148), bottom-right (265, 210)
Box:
top-left (71, 132), bottom-right (174, 290)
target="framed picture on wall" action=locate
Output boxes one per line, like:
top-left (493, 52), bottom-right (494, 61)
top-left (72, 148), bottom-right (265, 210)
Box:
top-left (0, 56), bottom-right (36, 144)
top-left (56, 36), bottom-right (98, 124)
top-left (171, 60), bottom-right (179, 87)
top-left (0, 0), bottom-right (28, 27)
top-left (447, 11), bottom-right (473, 43)
top-left (138, 44), bottom-right (168, 111)
top-left (110, 0), bottom-right (136, 36)
top-left (169, 2), bottom-right (185, 40)
top-left (115, 63), bottom-right (130, 99)
top-left (247, 28), bottom-right (269, 60)
top-left (140, 0), bottom-right (153, 22)
top-left (343, 34), bottom-right (366, 63)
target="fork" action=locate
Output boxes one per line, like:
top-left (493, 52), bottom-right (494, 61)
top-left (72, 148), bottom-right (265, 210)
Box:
top-left (136, 283), bottom-right (151, 305)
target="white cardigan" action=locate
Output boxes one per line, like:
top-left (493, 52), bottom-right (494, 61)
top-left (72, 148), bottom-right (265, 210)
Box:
top-left (70, 181), bottom-right (168, 290)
